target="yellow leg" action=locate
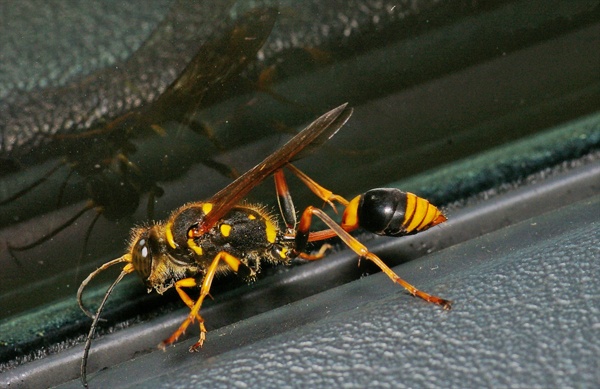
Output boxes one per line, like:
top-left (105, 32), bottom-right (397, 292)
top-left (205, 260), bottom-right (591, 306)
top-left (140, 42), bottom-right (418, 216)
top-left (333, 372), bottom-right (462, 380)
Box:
top-left (174, 277), bottom-right (205, 329)
top-left (298, 206), bottom-right (452, 310)
top-left (159, 251), bottom-right (244, 352)
top-left (298, 243), bottom-right (332, 261)
top-left (286, 163), bottom-right (349, 210)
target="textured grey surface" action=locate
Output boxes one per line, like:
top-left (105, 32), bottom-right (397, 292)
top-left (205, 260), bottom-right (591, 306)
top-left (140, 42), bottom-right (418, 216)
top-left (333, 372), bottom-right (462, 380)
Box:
top-left (54, 195), bottom-right (599, 388)
top-left (0, 1), bottom-right (171, 97)
top-left (0, 0), bottom-right (239, 160)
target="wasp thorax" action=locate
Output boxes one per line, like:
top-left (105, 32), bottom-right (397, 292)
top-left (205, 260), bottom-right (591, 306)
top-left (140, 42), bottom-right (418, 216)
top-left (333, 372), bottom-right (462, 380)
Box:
top-left (131, 226), bottom-right (161, 281)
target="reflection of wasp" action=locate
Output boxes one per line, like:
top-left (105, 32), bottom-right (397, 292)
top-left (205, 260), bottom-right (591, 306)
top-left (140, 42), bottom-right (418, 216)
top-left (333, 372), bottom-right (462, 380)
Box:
top-left (2, 6), bottom-right (278, 259)
top-left (77, 103), bottom-right (452, 386)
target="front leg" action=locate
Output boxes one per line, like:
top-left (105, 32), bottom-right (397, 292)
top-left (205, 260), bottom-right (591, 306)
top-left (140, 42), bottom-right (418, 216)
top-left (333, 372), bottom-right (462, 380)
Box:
top-left (159, 251), bottom-right (248, 352)
top-left (167, 277), bottom-right (207, 350)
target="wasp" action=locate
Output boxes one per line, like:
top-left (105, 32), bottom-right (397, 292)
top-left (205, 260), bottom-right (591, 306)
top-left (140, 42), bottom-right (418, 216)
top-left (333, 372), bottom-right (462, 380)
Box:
top-left (77, 103), bottom-right (451, 386)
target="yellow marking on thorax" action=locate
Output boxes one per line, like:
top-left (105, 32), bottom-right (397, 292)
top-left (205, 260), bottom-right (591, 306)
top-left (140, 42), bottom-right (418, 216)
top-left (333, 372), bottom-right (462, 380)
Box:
top-left (187, 238), bottom-right (203, 256)
top-left (243, 204), bottom-right (278, 243)
top-left (279, 247), bottom-right (289, 259)
top-left (202, 203), bottom-right (213, 215)
top-left (165, 221), bottom-right (177, 249)
top-left (265, 219), bottom-right (277, 243)
top-left (220, 224), bottom-right (232, 237)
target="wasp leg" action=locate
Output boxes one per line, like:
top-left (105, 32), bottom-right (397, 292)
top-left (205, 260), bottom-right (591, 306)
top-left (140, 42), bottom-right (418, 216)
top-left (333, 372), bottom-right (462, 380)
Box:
top-left (159, 251), bottom-right (248, 352)
top-left (74, 210), bottom-right (104, 283)
top-left (286, 163), bottom-right (349, 211)
top-left (8, 201), bottom-right (97, 256)
top-left (274, 166), bottom-right (349, 235)
top-left (297, 243), bottom-right (332, 261)
top-left (185, 120), bottom-right (240, 179)
top-left (0, 160), bottom-right (65, 206)
top-left (56, 165), bottom-right (76, 208)
top-left (274, 169), bottom-right (297, 232)
top-left (295, 206), bottom-right (452, 310)
top-left (174, 278), bottom-right (205, 322)
top-left (171, 278), bottom-right (207, 349)
top-left (186, 120), bottom-right (227, 152)
top-left (273, 167), bottom-right (342, 259)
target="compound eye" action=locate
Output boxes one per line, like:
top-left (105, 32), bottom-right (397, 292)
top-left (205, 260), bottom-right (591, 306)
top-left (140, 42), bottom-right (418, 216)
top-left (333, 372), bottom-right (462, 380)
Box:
top-left (132, 234), bottom-right (153, 280)
top-left (139, 239), bottom-right (150, 259)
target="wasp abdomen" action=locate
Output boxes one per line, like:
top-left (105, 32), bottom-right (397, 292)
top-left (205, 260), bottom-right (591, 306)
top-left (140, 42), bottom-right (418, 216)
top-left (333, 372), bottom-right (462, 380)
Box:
top-left (354, 188), bottom-right (446, 237)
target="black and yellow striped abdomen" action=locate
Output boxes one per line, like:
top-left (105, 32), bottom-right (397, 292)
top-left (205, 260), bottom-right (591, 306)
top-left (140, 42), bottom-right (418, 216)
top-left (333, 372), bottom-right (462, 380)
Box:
top-left (343, 188), bottom-right (446, 237)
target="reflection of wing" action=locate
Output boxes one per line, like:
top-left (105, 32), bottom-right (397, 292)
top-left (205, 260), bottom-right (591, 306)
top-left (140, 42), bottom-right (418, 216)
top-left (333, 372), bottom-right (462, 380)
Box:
top-left (150, 4), bottom-right (279, 121)
top-left (198, 103), bottom-right (353, 234)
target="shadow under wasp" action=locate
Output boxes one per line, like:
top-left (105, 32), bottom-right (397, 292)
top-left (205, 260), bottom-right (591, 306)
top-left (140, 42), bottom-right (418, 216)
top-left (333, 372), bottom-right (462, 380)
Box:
top-left (77, 103), bottom-right (452, 387)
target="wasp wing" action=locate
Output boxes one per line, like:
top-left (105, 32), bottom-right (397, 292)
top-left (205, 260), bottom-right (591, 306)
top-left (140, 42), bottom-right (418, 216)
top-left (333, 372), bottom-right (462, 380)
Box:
top-left (198, 103), bottom-right (353, 234)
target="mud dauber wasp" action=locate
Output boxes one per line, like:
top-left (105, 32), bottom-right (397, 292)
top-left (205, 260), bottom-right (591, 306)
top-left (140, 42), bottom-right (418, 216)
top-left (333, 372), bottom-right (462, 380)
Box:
top-left (77, 103), bottom-right (452, 387)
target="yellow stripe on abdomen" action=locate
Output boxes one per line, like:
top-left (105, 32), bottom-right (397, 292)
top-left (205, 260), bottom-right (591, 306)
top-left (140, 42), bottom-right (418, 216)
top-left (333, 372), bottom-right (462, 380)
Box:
top-left (403, 192), bottom-right (445, 232)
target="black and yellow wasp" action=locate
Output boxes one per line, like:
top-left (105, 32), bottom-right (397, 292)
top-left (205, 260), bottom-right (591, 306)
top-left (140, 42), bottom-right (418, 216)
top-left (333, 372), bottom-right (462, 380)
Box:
top-left (78, 103), bottom-right (451, 386)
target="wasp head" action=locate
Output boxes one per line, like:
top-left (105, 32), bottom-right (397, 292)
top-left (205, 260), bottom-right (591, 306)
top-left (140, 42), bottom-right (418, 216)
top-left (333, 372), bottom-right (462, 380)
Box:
top-left (130, 225), bottom-right (162, 283)
top-left (129, 223), bottom-right (198, 294)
